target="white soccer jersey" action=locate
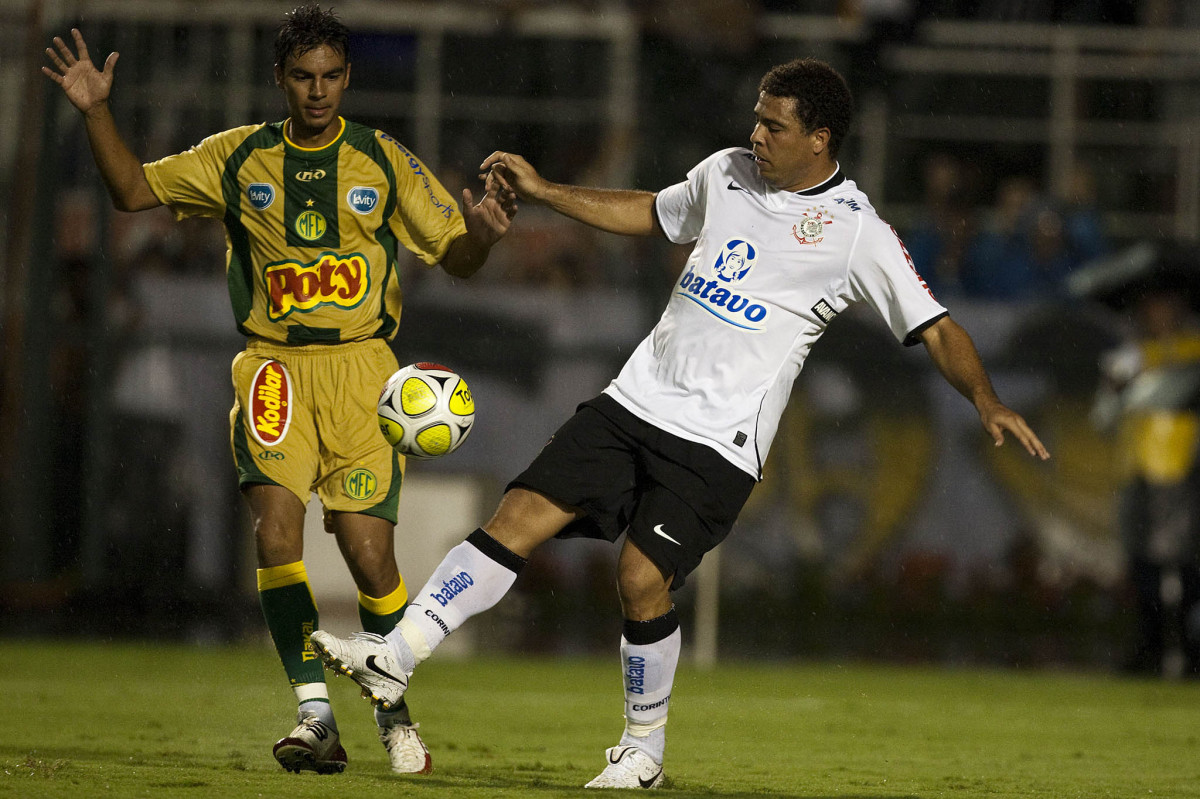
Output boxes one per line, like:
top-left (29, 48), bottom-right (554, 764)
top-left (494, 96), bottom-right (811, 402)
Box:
top-left (603, 147), bottom-right (947, 479)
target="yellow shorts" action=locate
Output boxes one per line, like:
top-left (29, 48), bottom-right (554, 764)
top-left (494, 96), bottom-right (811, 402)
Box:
top-left (230, 337), bottom-right (403, 522)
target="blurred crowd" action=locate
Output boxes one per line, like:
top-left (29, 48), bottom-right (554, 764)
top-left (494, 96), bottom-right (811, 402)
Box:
top-left (904, 156), bottom-right (1108, 302)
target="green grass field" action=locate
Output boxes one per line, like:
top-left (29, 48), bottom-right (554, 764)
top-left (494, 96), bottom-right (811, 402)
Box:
top-left (3, 639), bottom-right (1199, 798)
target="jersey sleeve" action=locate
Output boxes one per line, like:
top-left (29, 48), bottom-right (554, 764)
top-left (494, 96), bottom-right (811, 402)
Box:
top-left (381, 136), bottom-right (468, 266)
top-left (654, 154), bottom-right (715, 244)
top-left (848, 219), bottom-right (948, 346)
top-left (143, 127), bottom-right (252, 221)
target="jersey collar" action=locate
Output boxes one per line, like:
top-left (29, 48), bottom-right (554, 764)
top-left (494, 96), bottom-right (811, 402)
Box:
top-left (794, 164), bottom-right (845, 196)
top-left (282, 116), bottom-right (347, 156)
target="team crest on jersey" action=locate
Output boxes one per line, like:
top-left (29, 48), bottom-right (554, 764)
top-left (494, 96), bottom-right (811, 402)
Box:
top-left (295, 210), bottom-right (327, 241)
top-left (713, 239), bottom-right (758, 283)
top-left (347, 186), bottom-right (379, 215)
top-left (264, 251), bottom-right (370, 321)
top-left (247, 183), bottom-right (275, 211)
top-left (791, 206), bottom-right (833, 246)
top-left (249, 360), bottom-right (292, 447)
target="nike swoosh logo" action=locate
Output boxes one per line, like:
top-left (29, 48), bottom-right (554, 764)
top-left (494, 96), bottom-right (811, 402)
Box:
top-left (727, 181), bottom-right (748, 192)
top-left (652, 524), bottom-right (682, 546)
top-left (365, 655), bottom-right (405, 683)
top-left (639, 768), bottom-right (663, 789)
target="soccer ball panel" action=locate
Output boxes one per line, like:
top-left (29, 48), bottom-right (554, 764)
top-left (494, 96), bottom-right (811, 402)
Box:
top-left (377, 363), bottom-right (475, 459)
top-left (400, 376), bottom-right (438, 416)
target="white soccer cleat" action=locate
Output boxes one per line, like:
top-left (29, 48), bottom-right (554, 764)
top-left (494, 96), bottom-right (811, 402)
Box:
top-left (272, 716), bottom-right (348, 775)
top-left (584, 745), bottom-right (664, 789)
top-left (379, 722), bottom-right (433, 775)
top-left (310, 630), bottom-right (409, 711)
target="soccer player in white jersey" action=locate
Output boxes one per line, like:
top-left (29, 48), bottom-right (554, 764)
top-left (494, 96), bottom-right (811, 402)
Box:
top-left (311, 58), bottom-right (1050, 789)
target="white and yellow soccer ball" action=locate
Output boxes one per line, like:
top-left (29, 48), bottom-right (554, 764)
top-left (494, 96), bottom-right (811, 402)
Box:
top-left (377, 362), bottom-right (475, 459)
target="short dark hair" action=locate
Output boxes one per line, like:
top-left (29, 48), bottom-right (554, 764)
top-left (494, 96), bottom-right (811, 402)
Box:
top-left (274, 3), bottom-right (350, 68)
top-left (759, 59), bottom-right (854, 157)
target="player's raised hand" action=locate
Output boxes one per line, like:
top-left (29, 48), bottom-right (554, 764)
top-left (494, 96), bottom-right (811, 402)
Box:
top-left (42, 29), bottom-right (118, 115)
top-left (479, 151), bottom-right (548, 204)
top-left (461, 175), bottom-right (517, 249)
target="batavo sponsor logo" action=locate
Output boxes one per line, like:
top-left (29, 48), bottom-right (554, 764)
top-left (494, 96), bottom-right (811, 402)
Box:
top-left (625, 654), bottom-right (646, 694)
top-left (265, 251), bottom-right (370, 321)
top-left (429, 571), bottom-right (474, 606)
top-left (675, 266), bottom-right (770, 331)
top-left (249, 359), bottom-right (292, 446)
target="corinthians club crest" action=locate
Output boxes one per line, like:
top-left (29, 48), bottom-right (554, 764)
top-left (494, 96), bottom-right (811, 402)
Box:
top-left (792, 207), bottom-right (833, 246)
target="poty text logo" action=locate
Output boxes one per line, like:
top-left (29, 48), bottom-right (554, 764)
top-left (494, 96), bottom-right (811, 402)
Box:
top-left (265, 252), bottom-right (370, 321)
top-left (249, 360), bottom-right (292, 446)
top-left (676, 266), bottom-right (770, 331)
top-left (429, 571), bottom-right (474, 606)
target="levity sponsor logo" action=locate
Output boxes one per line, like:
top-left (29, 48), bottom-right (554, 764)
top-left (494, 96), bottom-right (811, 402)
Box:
top-left (347, 186), bottom-right (379, 215)
top-left (265, 252), bottom-right (370, 321)
top-left (247, 183), bottom-right (275, 210)
top-left (429, 571), bottom-right (474, 607)
top-left (250, 360), bottom-right (292, 446)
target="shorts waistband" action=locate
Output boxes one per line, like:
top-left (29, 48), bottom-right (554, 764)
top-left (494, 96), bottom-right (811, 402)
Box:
top-left (245, 337), bottom-right (388, 357)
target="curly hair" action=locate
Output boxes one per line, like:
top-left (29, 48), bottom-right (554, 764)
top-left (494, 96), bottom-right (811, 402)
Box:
top-left (274, 3), bottom-right (350, 68)
top-left (759, 59), bottom-right (854, 157)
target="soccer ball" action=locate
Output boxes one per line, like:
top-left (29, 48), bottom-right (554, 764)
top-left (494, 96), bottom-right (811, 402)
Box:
top-left (377, 362), bottom-right (475, 459)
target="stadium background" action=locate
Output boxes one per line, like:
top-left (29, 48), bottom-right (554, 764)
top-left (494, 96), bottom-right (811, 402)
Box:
top-left (2, 0), bottom-right (1199, 675)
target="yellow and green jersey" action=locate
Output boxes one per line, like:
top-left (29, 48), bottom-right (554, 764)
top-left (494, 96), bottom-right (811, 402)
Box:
top-left (143, 117), bottom-right (466, 344)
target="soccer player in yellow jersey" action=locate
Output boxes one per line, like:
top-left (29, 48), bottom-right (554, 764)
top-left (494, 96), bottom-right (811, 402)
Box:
top-left (43, 3), bottom-right (515, 777)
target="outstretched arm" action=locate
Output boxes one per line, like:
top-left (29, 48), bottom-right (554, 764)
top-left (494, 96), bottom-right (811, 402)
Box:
top-left (479, 151), bottom-right (659, 237)
top-left (42, 29), bottom-right (160, 212)
top-left (920, 315), bottom-right (1050, 460)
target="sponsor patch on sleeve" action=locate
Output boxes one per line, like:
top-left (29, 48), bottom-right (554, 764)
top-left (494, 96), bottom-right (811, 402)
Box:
top-left (812, 299), bottom-right (838, 324)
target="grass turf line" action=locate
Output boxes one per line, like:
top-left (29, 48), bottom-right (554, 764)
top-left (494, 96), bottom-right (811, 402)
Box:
top-left (3, 640), bottom-right (1200, 797)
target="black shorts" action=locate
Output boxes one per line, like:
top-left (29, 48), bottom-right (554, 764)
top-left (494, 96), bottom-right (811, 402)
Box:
top-left (507, 394), bottom-right (756, 589)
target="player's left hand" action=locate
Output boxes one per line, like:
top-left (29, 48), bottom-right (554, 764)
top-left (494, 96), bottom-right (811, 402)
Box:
top-left (978, 400), bottom-right (1050, 460)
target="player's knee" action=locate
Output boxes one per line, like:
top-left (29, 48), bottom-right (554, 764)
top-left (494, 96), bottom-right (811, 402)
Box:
top-left (616, 569), bottom-right (672, 621)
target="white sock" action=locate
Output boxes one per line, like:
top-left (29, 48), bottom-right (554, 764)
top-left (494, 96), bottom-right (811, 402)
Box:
top-left (617, 609), bottom-right (681, 765)
top-left (386, 529), bottom-right (526, 669)
top-left (295, 683), bottom-right (337, 731)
